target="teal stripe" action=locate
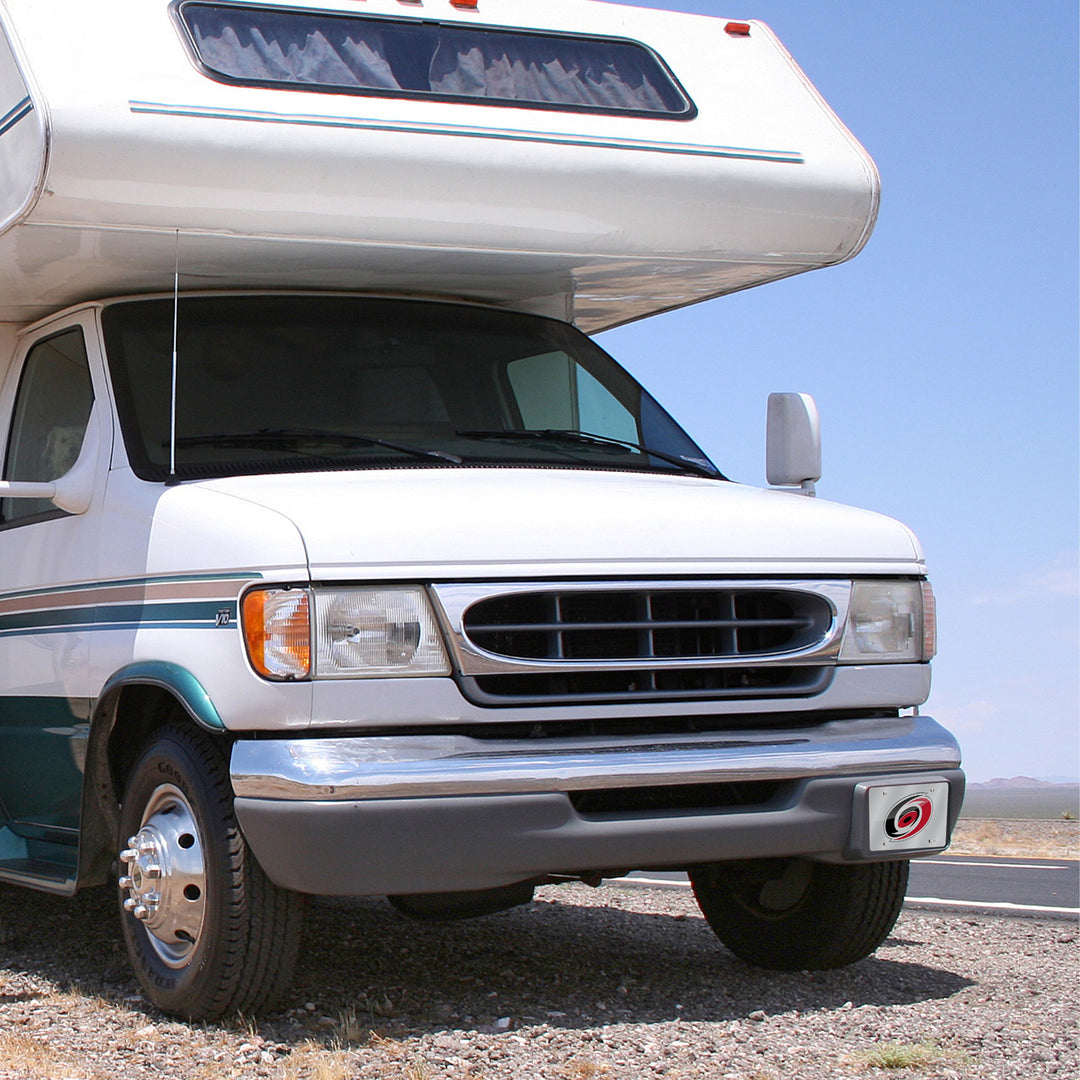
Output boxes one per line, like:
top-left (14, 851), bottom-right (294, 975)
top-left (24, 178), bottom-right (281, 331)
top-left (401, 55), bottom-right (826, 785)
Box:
top-left (129, 100), bottom-right (805, 164)
top-left (0, 97), bottom-right (32, 137)
top-left (0, 601), bottom-right (238, 636)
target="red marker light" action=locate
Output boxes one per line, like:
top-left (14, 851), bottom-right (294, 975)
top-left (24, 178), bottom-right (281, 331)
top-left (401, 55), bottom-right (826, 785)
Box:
top-left (725, 22), bottom-right (752, 36)
top-left (451, 0), bottom-right (479, 8)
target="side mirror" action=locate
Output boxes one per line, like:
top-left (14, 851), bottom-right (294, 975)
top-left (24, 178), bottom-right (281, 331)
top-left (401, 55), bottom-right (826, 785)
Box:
top-left (0, 408), bottom-right (101, 515)
top-left (766, 392), bottom-right (821, 496)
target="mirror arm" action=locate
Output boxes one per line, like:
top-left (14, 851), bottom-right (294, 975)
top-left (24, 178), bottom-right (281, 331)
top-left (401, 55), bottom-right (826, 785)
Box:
top-left (0, 479), bottom-right (57, 499)
top-left (0, 409), bottom-right (101, 515)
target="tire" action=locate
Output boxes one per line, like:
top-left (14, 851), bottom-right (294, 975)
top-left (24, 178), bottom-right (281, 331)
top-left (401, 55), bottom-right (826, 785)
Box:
top-left (689, 857), bottom-right (908, 970)
top-left (117, 723), bottom-right (303, 1019)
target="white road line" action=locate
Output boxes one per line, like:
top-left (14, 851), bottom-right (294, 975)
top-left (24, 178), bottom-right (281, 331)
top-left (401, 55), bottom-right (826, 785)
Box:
top-left (611, 877), bottom-right (1079, 916)
top-left (903, 896), bottom-right (1078, 915)
top-left (922, 859), bottom-right (1072, 870)
top-left (613, 875), bottom-right (690, 888)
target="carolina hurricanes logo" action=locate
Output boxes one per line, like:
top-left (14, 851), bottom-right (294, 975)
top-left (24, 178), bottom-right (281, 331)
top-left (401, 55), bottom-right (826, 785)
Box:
top-left (885, 794), bottom-right (934, 840)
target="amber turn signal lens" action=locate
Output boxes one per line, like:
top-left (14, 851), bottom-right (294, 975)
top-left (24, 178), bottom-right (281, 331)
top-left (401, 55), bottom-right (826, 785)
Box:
top-left (242, 588), bottom-right (312, 679)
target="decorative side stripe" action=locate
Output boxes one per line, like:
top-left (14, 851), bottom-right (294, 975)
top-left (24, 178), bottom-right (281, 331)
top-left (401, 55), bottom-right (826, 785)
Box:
top-left (0, 600), bottom-right (238, 638)
top-left (0, 96), bottom-right (33, 137)
top-left (130, 100), bottom-right (805, 164)
top-left (0, 574), bottom-right (258, 637)
top-left (0, 572), bottom-right (260, 611)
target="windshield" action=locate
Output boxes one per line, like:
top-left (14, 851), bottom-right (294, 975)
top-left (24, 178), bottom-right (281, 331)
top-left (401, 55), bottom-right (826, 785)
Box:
top-left (101, 296), bottom-right (720, 482)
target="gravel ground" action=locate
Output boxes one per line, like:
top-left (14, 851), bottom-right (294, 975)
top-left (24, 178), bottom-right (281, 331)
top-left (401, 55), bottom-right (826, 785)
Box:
top-left (1, 859), bottom-right (1077, 1080)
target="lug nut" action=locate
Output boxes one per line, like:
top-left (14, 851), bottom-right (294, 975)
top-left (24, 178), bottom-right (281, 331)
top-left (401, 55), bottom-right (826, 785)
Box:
top-left (133, 904), bottom-right (149, 920)
top-left (118, 876), bottom-right (134, 889)
top-left (144, 864), bottom-right (162, 878)
top-left (120, 848), bottom-right (138, 863)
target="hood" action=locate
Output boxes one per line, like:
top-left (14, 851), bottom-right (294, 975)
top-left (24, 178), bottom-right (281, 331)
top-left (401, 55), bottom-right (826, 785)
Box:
top-left (202, 467), bottom-right (924, 580)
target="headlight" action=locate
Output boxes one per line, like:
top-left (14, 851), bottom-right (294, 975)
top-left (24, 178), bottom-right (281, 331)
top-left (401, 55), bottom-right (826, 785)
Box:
top-left (839, 580), bottom-right (935, 663)
top-left (242, 586), bottom-right (451, 679)
top-left (314, 587), bottom-right (450, 678)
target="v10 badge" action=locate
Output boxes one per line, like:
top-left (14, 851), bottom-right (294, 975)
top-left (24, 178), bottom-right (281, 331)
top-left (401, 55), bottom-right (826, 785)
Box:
top-left (866, 780), bottom-right (950, 852)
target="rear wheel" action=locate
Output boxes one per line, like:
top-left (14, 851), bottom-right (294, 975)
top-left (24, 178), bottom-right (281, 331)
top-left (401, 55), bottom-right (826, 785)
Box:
top-left (689, 857), bottom-right (908, 970)
top-left (117, 723), bottom-right (303, 1019)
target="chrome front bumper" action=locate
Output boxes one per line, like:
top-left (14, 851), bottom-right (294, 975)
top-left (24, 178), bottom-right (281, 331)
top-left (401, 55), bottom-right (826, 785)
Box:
top-left (231, 714), bottom-right (960, 802)
top-left (230, 714), bottom-right (964, 896)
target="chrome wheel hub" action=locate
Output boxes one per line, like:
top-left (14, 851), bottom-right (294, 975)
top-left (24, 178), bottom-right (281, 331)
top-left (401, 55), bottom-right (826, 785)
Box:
top-left (118, 784), bottom-right (207, 968)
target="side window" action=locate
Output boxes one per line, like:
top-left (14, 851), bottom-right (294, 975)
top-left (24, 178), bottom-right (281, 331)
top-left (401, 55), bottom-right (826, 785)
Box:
top-left (507, 351), bottom-right (639, 443)
top-left (1, 328), bottom-right (93, 524)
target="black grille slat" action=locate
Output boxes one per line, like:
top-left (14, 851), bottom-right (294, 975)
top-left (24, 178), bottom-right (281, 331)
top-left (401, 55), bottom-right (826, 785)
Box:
top-left (463, 665), bottom-right (831, 705)
top-left (467, 618), bottom-right (808, 634)
top-left (464, 588), bottom-right (831, 663)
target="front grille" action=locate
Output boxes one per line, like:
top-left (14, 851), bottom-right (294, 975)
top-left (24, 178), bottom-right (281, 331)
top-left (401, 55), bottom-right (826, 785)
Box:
top-left (452, 585), bottom-right (837, 705)
top-left (462, 587), bottom-right (832, 662)
top-left (462, 665), bottom-right (831, 705)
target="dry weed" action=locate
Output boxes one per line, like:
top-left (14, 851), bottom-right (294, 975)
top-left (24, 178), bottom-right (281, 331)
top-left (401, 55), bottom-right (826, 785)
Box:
top-left (0, 1034), bottom-right (59, 1078)
top-left (367, 1030), bottom-right (409, 1057)
top-left (333, 1003), bottom-right (370, 1044)
top-left (849, 1038), bottom-right (971, 1070)
top-left (403, 1058), bottom-right (432, 1080)
top-left (281, 1039), bottom-right (354, 1080)
top-left (561, 1058), bottom-right (613, 1079)
top-left (948, 818), bottom-right (1079, 859)
top-left (0, 1032), bottom-right (122, 1080)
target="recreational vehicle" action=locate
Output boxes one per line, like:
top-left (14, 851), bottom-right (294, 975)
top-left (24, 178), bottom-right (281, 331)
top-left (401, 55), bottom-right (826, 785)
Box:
top-left (0, 0), bottom-right (962, 1018)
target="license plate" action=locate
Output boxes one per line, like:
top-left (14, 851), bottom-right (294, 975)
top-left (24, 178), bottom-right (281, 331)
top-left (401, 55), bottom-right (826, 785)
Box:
top-left (865, 780), bottom-right (950, 853)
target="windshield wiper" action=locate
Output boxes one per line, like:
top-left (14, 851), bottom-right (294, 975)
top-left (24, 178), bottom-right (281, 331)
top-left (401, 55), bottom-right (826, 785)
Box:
top-left (455, 429), bottom-right (721, 478)
top-left (174, 427), bottom-right (463, 464)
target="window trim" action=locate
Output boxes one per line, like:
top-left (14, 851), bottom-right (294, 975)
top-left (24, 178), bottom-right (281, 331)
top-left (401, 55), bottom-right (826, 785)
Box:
top-left (171, 0), bottom-right (697, 121)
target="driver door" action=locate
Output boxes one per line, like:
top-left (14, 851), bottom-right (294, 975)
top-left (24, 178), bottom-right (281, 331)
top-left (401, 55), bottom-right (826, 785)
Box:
top-left (0, 310), bottom-right (108, 888)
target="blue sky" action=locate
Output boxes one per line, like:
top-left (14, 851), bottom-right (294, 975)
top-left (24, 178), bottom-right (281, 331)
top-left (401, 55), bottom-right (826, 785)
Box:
top-left (597, 1), bottom-right (1079, 782)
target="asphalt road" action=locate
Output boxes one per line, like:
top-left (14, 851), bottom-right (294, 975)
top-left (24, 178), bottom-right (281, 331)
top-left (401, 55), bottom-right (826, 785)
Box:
top-left (618, 854), bottom-right (1080, 919)
top-left (906, 853), bottom-right (1078, 916)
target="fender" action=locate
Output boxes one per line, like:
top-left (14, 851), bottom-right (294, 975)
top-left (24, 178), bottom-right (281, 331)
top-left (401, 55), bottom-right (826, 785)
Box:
top-left (95, 662), bottom-right (226, 732)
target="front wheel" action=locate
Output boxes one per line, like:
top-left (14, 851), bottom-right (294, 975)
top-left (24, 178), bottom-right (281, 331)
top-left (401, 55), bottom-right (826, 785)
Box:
top-left (689, 857), bottom-right (908, 970)
top-left (117, 723), bottom-right (303, 1019)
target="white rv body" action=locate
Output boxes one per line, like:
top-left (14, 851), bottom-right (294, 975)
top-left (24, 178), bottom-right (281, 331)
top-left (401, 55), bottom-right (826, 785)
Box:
top-left (0, 0), bottom-right (959, 1021)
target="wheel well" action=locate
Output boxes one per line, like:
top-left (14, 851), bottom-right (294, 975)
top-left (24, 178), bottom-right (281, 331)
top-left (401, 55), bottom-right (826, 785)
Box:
top-left (76, 685), bottom-right (232, 888)
top-left (107, 686), bottom-right (199, 801)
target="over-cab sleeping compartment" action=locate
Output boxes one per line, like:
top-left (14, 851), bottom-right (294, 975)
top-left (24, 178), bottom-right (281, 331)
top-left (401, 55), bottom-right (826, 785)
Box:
top-left (0, 0), bottom-right (878, 329)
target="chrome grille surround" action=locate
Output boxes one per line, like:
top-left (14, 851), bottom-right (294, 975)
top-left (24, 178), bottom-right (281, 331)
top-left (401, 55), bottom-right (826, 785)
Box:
top-left (431, 581), bottom-right (851, 705)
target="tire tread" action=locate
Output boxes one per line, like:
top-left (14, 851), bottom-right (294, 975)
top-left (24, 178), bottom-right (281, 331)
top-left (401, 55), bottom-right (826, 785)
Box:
top-left (690, 858), bottom-right (908, 971)
top-left (119, 722), bottom-right (303, 1019)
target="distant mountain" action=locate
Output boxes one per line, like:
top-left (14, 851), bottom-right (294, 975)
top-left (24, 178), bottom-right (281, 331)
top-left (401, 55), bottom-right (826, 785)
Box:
top-left (970, 776), bottom-right (1078, 789)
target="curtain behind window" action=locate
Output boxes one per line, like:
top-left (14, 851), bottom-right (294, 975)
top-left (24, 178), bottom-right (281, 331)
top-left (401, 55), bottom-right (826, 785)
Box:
top-left (192, 12), bottom-right (400, 89)
top-left (182, 4), bottom-right (688, 114)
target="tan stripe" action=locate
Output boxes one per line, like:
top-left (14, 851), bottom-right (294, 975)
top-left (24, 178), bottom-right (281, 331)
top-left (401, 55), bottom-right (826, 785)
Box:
top-left (0, 578), bottom-right (256, 616)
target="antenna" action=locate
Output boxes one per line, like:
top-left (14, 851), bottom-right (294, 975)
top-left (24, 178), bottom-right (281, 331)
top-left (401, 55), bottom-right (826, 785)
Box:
top-left (169, 229), bottom-right (179, 480)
